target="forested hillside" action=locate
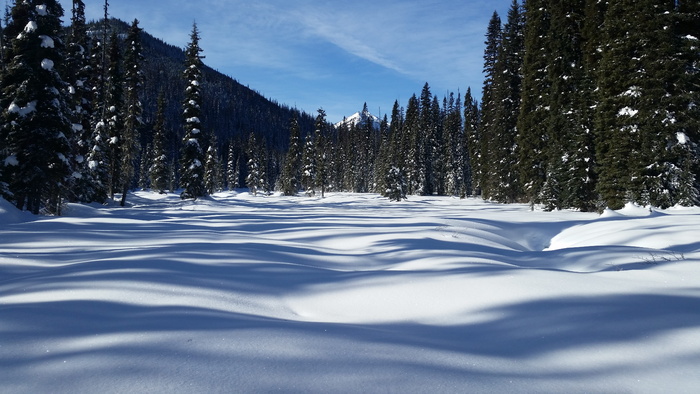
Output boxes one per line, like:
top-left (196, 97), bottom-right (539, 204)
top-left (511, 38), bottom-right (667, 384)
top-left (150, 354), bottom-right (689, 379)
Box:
top-left (1, 0), bottom-right (698, 215)
top-left (105, 19), bottom-right (316, 150)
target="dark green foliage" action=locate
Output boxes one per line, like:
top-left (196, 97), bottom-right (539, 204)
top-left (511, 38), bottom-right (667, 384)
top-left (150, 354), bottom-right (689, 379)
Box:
top-left (149, 92), bottom-right (169, 193)
top-left (0, 0), bottom-right (74, 214)
top-left (463, 88), bottom-right (479, 196)
top-left (119, 19), bottom-right (143, 206)
top-left (516, 0), bottom-right (550, 206)
top-left (280, 115), bottom-right (302, 196)
top-left (179, 23), bottom-right (205, 200)
top-left (475, 1), bottom-right (525, 204)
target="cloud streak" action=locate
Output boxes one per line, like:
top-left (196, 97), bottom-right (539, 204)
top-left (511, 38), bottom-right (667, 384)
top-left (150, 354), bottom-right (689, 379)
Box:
top-left (58, 0), bottom-right (512, 121)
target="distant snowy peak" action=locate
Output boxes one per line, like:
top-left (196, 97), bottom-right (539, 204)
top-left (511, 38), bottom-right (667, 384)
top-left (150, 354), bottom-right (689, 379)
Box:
top-left (335, 110), bottom-right (381, 130)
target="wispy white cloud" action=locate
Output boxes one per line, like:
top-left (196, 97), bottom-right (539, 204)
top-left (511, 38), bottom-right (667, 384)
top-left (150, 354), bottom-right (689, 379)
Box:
top-left (58, 0), bottom-right (512, 121)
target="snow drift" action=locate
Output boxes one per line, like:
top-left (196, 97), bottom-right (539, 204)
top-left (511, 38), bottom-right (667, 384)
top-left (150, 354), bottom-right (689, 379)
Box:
top-left (1, 192), bottom-right (699, 393)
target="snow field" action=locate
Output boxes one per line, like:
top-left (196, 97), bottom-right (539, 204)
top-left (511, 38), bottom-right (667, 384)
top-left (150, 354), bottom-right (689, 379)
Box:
top-left (1, 192), bottom-right (699, 393)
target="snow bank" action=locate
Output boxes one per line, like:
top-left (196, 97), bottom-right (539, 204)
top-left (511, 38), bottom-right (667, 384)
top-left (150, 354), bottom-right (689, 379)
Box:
top-left (0, 196), bottom-right (30, 224)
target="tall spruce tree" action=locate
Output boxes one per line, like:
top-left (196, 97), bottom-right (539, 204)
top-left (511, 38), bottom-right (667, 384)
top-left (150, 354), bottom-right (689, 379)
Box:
top-left (84, 1), bottom-right (110, 203)
top-left (404, 94), bottom-right (421, 195)
top-left (64, 0), bottom-right (94, 202)
top-left (479, 11), bottom-right (502, 200)
top-left (204, 134), bottom-right (221, 195)
top-left (488, 0), bottom-right (524, 203)
top-left (119, 19), bottom-right (143, 206)
top-left (0, 0), bottom-right (74, 214)
top-left (516, 0), bottom-right (550, 206)
top-left (105, 30), bottom-right (123, 199)
top-left (541, 0), bottom-right (597, 211)
top-left (226, 141), bottom-right (239, 190)
top-left (463, 87), bottom-right (479, 196)
top-left (314, 108), bottom-right (329, 197)
top-left (179, 23), bottom-right (205, 200)
top-left (301, 133), bottom-right (316, 196)
top-left (149, 92), bottom-right (169, 193)
top-left (595, 0), bottom-right (692, 209)
top-left (280, 115), bottom-right (302, 195)
top-left (672, 0), bottom-right (700, 205)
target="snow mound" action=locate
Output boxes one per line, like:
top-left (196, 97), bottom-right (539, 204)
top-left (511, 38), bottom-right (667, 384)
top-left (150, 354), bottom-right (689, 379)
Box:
top-left (0, 196), bottom-right (30, 224)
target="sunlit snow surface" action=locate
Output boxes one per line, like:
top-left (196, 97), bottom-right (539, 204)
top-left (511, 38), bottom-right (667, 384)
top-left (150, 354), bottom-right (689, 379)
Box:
top-left (1, 192), bottom-right (699, 393)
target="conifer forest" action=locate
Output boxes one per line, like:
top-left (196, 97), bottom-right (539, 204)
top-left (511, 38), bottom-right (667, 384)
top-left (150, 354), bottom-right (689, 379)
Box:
top-left (1, 0), bottom-right (699, 215)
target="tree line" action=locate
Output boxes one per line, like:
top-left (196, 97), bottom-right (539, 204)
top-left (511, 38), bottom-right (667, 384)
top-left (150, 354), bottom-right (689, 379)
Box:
top-left (478, 0), bottom-right (699, 211)
top-left (0, 0), bottom-right (313, 213)
top-left (1, 0), bottom-right (698, 215)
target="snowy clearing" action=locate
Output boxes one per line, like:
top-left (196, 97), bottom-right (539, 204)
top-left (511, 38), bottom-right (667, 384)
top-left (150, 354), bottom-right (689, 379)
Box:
top-left (1, 192), bottom-right (699, 393)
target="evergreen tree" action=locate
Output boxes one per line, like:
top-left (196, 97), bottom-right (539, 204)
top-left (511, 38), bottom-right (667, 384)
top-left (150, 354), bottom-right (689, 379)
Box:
top-left (488, 0), bottom-right (524, 203)
top-left (149, 92), bottom-right (169, 193)
top-left (301, 133), bottom-right (316, 196)
top-left (479, 11), bottom-right (502, 200)
top-left (673, 0), bottom-right (700, 205)
top-left (0, 0), bottom-right (74, 214)
top-left (119, 19), bottom-right (143, 206)
top-left (444, 92), bottom-right (464, 196)
top-left (463, 87), bottom-right (479, 196)
top-left (138, 143), bottom-right (151, 190)
top-left (385, 100), bottom-right (408, 199)
top-left (540, 0), bottom-right (597, 211)
top-left (374, 114), bottom-right (391, 195)
top-left (226, 141), bottom-right (239, 190)
top-left (84, 0), bottom-right (110, 203)
top-left (64, 0), bottom-right (94, 202)
top-left (204, 135), bottom-right (221, 195)
top-left (594, 0), bottom-right (694, 209)
top-left (404, 94), bottom-right (421, 195)
top-left (179, 23), bottom-right (205, 200)
top-left (105, 30), bottom-right (123, 199)
top-left (516, 0), bottom-right (550, 206)
top-left (245, 132), bottom-right (264, 196)
top-left (280, 115), bottom-right (302, 195)
top-left (385, 166), bottom-right (407, 202)
top-left (314, 108), bottom-right (329, 197)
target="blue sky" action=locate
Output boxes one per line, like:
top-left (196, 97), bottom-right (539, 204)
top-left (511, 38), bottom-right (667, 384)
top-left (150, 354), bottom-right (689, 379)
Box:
top-left (59, 0), bottom-right (514, 123)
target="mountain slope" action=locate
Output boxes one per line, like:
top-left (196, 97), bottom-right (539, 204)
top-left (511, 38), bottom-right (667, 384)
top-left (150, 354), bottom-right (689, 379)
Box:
top-left (97, 19), bottom-right (315, 149)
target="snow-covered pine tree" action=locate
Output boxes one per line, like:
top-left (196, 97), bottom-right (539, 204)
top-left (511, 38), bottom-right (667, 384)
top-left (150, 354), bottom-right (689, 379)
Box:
top-left (138, 143), bottom-right (151, 190)
top-left (488, 0), bottom-right (523, 203)
top-left (417, 83), bottom-right (433, 195)
top-left (105, 30), bottom-right (123, 199)
top-left (0, 0), bottom-right (74, 214)
top-left (478, 11), bottom-right (502, 200)
top-left (204, 134), bottom-right (221, 195)
top-left (595, 0), bottom-right (691, 209)
top-left (404, 94), bottom-right (421, 195)
top-left (119, 19), bottom-right (144, 206)
top-left (443, 92), bottom-right (464, 197)
top-left (314, 108), bottom-right (329, 198)
top-left (463, 87), bottom-right (479, 197)
top-left (672, 0), bottom-right (700, 206)
top-left (280, 115), bottom-right (302, 195)
top-left (245, 132), bottom-right (263, 196)
top-left (430, 94), bottom-right (445, 195)
top-left (83, 0), bottom-right (110, 203)
top-left (64, 0), bottom-right (95, 203)
top-left (516, 0), bottom-right (550, 207)
top-left (226, 140), bottom-right (239, 191)
top-left (301, 133), bottom-right (316, 196)
top-left (179, 22), bottom-right (205, 200)
top-left (374, 114), bottom-right (391, 195)
top-left (385, 166), bottom-right (407, 202)
top-left (541, 0), bottom-right (596, 211)
top-left (149, 92), bottom-right (169, 193)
